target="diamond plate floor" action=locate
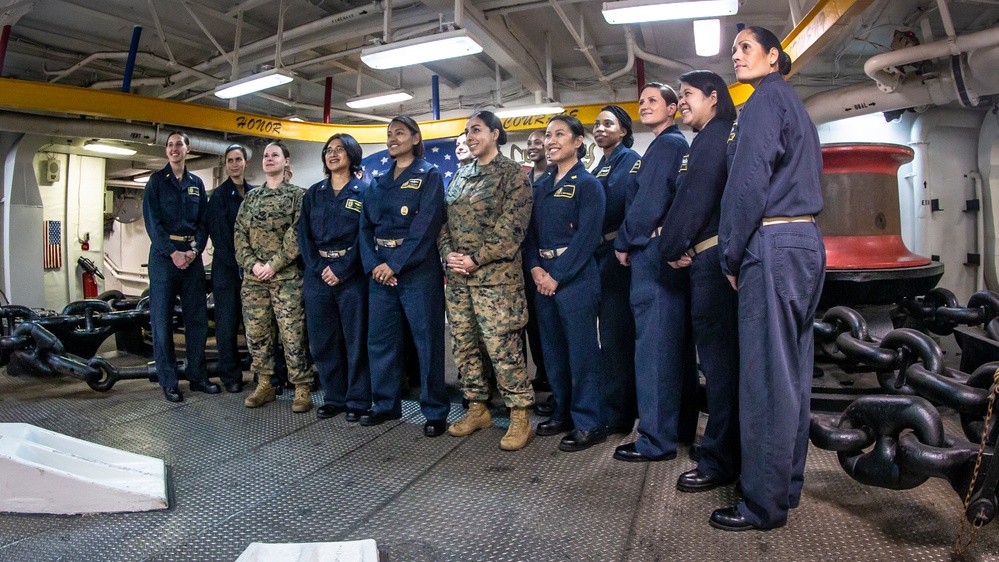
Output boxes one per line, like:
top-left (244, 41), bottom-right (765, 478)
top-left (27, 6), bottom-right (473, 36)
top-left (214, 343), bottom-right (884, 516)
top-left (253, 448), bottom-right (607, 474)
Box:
top-left (1, 356), bottom-right (998, 561)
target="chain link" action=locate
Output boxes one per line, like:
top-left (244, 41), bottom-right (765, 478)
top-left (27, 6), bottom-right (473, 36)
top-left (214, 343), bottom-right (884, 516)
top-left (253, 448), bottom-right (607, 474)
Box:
top-left (955, 366), bottom-right (999, 557)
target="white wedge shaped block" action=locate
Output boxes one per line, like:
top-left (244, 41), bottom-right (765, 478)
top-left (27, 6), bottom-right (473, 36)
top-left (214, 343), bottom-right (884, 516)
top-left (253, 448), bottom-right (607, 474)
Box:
top-left (0, 423), bottom-right (167, 514)
top-left (235, 540), bottom-right (379, 562)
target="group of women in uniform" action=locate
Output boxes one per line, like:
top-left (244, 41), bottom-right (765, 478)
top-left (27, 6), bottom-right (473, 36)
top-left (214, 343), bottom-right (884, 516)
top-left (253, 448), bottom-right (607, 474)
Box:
top-left (142, 25), bottom-right (821, 531)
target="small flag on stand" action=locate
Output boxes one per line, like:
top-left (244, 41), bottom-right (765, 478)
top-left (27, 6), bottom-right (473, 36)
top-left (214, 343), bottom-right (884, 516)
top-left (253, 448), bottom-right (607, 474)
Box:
top-left (43, 220), bottom-right (62, 269)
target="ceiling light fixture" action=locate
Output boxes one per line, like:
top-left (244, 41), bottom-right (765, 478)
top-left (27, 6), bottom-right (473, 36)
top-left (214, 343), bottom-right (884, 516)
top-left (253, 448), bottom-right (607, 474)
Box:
top-left (132, 175), bottom-right (151, 184)
top-left (346, 90), bottom-right (414, 109)
top-left (214, 68), bottom-right (294, 100)
top-left (360, 29), bottom-right (483, 70)
top-left (493, 103), bottom-right (565, 119)
top-left (693, 19), bottom-right (721, 57)
top-left (83, 142), bottom-right (137, 156)
top-left (601, 0), bottom-right (738, 24)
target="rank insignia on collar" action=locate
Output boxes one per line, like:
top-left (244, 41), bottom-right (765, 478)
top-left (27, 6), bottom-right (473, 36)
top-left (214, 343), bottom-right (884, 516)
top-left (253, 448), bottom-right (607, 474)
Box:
top-left (345, 199), bottom-right (362, 212)
top-left (570, 175), bottom-right (577, 180)
top-left (629, 160), bottom-right (641, 174)
top-left (402, 178), bottom-right (423, 189)
top-left (401, 205), bottom-right (409, 215)
top-left (554, 185), bottom-right (576, 199)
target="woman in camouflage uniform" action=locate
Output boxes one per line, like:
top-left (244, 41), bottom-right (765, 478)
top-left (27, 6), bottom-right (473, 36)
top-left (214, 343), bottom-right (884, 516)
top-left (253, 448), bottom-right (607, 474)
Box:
top-left (234, 141), bottom-right (312, 414)
top-left (439, 111), bottom-right (535, 451)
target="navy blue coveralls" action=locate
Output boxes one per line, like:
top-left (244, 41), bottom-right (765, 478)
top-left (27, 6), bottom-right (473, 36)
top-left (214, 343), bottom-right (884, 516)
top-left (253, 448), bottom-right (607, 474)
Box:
top-left (593, 144), bottom-right (640, 432)
top-left (299, 177), bottom-right (371, 412)
top-left (614, 124), bottom-right (698, 459)
top-left (206, 178), bottom-right (254, 386)
top-left (525, 161), bottom-right (605, 432)
top-left (359, 159), bottom-right (448, 422)
top-left (522, 170), bottom-right (549, 384)
top-left (143, 164), bottom-right (210, 389)
top-left (659, 117), bottom-right (740, 481)
top-left (719, 72), bottom-right (825, 529)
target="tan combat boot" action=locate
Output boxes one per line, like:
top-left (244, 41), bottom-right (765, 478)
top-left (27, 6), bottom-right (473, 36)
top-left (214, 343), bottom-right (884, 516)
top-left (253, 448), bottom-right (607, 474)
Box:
top-left (447, 400), bottom-right (493, 436)
top-left (244, 378), bottom-right (275, 408)
top-left (292, 384), bottom-right (313, 413)
top-left (500, 407), bottom-right (532, 451)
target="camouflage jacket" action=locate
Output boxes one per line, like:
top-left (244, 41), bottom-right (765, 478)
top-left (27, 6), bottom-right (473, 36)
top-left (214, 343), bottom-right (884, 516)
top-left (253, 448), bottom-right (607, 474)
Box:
top-left (438, 153), bottom-right (532, 286)
top-left (234, 180), bottom-right (305, 280)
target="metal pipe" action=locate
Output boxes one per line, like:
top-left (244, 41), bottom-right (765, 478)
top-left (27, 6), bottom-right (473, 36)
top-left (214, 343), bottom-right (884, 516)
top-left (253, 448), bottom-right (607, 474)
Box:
top-left (603, 27), bottom-right (635, 82)
top-left (495, 63), bottom-right (503, 106)
top-left (633, 39), bottom-right (694, 73)
top-left (384, 0), bottom-right (393, 43)
top-left (324, 76), bottom-right (332, 124)
top-left (432, 74), bottom-right (440, 120)
top-left (0, 111), bottom-right (237, 155)
top-left (146, 0), bottom-right (176, 64)
top-left (548, 0), bottom-right (614, 97)
top-left (275, 0), bottom-right (285, 67)
top-left (636, 58), bottom-right (645, 97)
top-left (0, 25), bottom-right (12, 76)
top-left (789, 0), bottom-right (803, 27)
top-left (545, 31), bottom-right (553, 101)
top-left (50, 52), bottom-right (221, 85)
top-left (230, 9), bottom-right (243, 110)
top-left (864, 25), bottom-right (999, 92)
top-left (937, 0), bottom-right (956, 40)
top-left (121, 26), bottom-right (142, 93)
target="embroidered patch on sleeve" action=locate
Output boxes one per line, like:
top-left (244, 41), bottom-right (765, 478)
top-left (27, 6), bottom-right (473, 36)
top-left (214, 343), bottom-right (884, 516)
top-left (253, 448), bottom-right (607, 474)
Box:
top-left (629, 160), bottom-right (641, 174)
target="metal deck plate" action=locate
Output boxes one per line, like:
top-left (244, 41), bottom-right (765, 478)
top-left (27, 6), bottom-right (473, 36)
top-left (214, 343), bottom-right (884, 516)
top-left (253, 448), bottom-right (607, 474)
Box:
top-left (2, 362), bottom-right (998, 561)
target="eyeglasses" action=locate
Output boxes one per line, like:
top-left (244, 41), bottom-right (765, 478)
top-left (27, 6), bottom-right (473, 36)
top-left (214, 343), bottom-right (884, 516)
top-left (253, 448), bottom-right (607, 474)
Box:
top-left (323, 146), bottom-right (347, 156)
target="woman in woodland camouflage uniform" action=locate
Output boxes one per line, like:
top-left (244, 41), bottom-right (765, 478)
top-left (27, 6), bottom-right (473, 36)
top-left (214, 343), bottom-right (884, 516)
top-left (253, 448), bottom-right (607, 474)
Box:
top-left (234, 141), bottom-right (312, 414)
top-left (439, 111), bottom-right (535, 451)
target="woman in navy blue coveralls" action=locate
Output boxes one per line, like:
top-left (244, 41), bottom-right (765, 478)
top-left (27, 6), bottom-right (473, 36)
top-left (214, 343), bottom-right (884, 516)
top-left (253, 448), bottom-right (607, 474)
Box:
top-left (206, 143), bottom-right (254, 394)
top-left (591, 105), bottom-right (639, 434)
top-left (658, 71), bottom-right (740, 493)
top-left (299, 133), bottom-right (371, 423)
top-left (711, 27), bottom-right (825, 532)
top-left (526, 114), bottom-right (606, 452)
top-left (358, 116), bottom-right (449, 438)
top-left (143, 130), bottom-right (219, 403)
top-left (612, 84), bottom-right (698, 463)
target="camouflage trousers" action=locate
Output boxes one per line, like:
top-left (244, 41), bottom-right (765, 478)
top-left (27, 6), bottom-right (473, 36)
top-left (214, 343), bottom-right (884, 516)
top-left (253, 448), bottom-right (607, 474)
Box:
top-left (445, 283), bottom-right (534, 408)
top-left (241, 276), bottom-right (311, 385)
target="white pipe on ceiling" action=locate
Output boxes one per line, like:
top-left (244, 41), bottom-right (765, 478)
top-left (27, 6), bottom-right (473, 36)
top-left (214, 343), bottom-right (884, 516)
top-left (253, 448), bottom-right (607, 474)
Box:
top-left (864, 25), bottom-right (999, 93)
top-left (0, 112), bottom-right (239, 156)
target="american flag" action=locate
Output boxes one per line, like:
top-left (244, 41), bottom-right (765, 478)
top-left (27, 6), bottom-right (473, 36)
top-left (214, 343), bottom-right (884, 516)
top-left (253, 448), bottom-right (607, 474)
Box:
top-left (43, 220), bottom-right (62, 269)
top-left (361, 138), bottom-right (463, 188)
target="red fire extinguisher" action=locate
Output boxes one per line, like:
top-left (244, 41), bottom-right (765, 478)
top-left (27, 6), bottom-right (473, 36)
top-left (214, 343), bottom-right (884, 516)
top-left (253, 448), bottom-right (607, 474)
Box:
top-left (78, 256), bottom-right (104, 299)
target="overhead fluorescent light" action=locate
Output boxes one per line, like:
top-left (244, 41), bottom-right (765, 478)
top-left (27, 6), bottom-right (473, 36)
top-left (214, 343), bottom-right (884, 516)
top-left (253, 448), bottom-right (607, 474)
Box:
top-left (360, 29), bottom-right (483, 70)
top-left (214, 68), bottom-right (294, 99)
top-left (346, 90), bottom-right (414, 109)
top-left (694, 19), bottom-right (721, 57)
top-left (602, 0), bottom-right (738, 24)
top-left (83, 142), bottom-right (136, 156)
top-left (494, 103), bottom-right (565, 119)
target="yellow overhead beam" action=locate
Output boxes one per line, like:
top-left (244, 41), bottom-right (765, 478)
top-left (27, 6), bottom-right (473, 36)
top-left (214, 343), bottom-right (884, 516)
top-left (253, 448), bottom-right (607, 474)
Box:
top-left (727, 0), bottom-right (876, 107)
top-left (0, 78), bottom-right (639, 144)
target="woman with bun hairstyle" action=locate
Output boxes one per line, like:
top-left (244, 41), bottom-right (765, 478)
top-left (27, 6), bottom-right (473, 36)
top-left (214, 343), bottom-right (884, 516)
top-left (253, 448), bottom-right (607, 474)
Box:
top-left (358, 115), bottom-right (449, 438)
top-left (711, 27), bottom-right (825, 532)
top-left (439, 111), bottom-right (535, 451)
top-left (591, 105), bottom-right (639, 434)
top-left (525, 114), bottom-right (606, 452)
top-left (235, 141), bottom-right (312, 414)
top-left (658, 70), bottom-right (740, 494)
